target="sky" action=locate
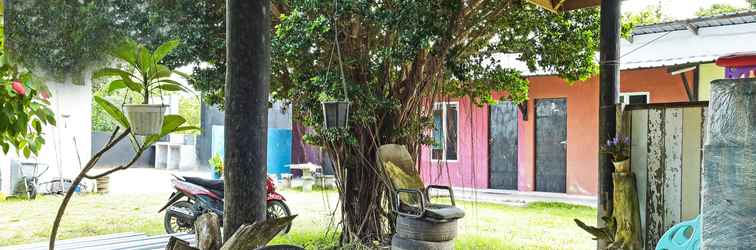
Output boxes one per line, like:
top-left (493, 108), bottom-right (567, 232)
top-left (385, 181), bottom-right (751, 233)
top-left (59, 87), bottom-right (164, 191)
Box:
top-left (622, 0), bottom-right (751, 19)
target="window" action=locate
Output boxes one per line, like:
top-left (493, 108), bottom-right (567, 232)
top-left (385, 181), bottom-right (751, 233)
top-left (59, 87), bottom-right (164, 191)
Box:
top-left (432, 102), bottom-right (458, 161)
top-left (619, 92), bottom-right (650, 105)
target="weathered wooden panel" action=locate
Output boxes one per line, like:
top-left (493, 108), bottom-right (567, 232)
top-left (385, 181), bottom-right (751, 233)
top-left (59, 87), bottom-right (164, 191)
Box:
top-left (645, 108), bottom-right (665, 250)
top-left (663, 108), bottom-right (683, 229)
top-left (630, 109), bottom-right (648, 244)
top-left (628, 104), bottom-right (707, 249)
top-left (681, 107), bottom-right (702, 221)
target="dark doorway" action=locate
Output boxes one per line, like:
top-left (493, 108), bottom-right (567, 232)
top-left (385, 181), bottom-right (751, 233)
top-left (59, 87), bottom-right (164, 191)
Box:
top-left (489, 101), bottom-right (519, 190)
top-left (535, 98), bottom-right (567, 193)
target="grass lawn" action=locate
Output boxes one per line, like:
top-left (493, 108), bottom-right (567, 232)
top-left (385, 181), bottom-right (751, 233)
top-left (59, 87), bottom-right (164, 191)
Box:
top-left (0, 191), bottom-right (596, 249)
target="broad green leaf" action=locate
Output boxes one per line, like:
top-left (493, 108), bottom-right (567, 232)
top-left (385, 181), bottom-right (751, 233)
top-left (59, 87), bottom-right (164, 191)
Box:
top-left (155, 83), bottom-right (184, 92)
top-left (44, 109), bottom-right (56, 126)
top-left (136, 46), bottom-right (153, 74)
top-left (123, 79), bottom-right (144, 93)
top-left (32, 119), bottom-right (42, 134)
top-left (155, 79), bottom-right (193, 94)
top-left (94, 96), bottom-right (130, 129)
top-left (107, 80), bottom-right (127, 93)
top-left (173, 126), bottom-right (200, 133)
top-left (153, 40), bottom-right (180, 63)
top-left (0, 141), bottom-right (8, 154)
top-left (93, 68), bottom-right (132, 79)
top-left (172, 70), bottom-right (194, 81)
top-left (112, 39), bottom-right (139, 65)
top-left (23, 146), bottom-right (31, 158)
top-left (159, 115), bottom-right (186, 136)
top-left (155, 64), bottom-right (172, 78)
top-left (143, 134), bottom-right (161, 148)
top-left (30, 137), bottom-right (42, 153)
top-left (142, 115), bottom-right (188, 147)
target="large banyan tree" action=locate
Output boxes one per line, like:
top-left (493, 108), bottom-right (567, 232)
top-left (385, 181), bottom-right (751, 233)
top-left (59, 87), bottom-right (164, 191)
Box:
top-left (268, 0), bottom-right (599, 245)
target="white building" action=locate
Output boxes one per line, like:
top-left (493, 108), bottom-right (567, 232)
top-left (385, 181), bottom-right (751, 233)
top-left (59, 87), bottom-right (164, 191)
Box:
top-left (0, 74), bottom-right (93, 196)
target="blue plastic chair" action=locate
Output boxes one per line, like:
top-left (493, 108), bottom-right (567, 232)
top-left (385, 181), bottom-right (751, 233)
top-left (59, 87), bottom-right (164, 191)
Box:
top-left (655, 215), bottom-right (701, 250)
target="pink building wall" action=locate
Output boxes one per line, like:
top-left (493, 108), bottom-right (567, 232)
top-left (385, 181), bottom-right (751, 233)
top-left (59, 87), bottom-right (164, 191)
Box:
top-left (419, 97), bottom-right (490, 189)
top-left (419, 67), bottom-right (691, 196)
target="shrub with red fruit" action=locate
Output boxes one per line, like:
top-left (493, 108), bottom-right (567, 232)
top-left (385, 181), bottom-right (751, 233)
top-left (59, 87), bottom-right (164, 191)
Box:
top-left (0, 69), bottom-right (55, 157)
top-left (11, 80), bottom-right (26, 96)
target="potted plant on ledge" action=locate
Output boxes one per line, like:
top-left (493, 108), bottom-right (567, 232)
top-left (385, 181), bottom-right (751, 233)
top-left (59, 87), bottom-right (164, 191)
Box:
top-left (601, 134), bottom-right (631, 173)
top-left (94, 39), bottom-right (192, 135)
top-left (209, 153), bottom-right (224, 179)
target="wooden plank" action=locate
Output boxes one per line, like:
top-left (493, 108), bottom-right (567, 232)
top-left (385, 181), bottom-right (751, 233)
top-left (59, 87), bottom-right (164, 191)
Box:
top-left (645, 108), bottom-right (665, 250)
top-left (702, 107), bottom-right (709, 146)
top-left (681, 107), bottom-right (703, 220)
top-left (663, 108), bottom-right (683, 230)
top-left (625, 101), bottom-right (709, 111)
top-left (630, 109), bottom-right (649, 244)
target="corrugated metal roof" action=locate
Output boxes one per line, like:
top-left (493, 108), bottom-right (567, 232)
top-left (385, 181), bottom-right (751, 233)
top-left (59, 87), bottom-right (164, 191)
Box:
top-left (0, 232), bottom-right (196, 250)
top-left (632, 10), bottom-right (756, 36)
top-left (621, 20), bottom-right (756, 70)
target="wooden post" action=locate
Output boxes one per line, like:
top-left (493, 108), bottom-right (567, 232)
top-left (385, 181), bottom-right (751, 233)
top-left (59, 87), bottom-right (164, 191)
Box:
top-left (223, 0), bottom-right (271, 239)
top-left (196, 213), bottom-right (222, 250)
top-left (598, 0), bottom-right (621, 248)
top-left (610, 173), bottom-right (642, 250)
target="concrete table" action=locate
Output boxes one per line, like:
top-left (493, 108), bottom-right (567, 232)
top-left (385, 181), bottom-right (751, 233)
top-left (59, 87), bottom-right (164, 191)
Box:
top-left (287, 162), bottom-right (321, 191)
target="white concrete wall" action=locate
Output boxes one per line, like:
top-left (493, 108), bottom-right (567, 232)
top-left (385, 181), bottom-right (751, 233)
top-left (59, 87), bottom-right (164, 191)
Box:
top-left (0, 73), bottom-right (92, 194)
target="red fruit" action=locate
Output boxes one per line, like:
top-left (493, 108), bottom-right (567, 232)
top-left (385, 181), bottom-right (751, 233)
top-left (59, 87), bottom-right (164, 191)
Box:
top-left (40, 90), bottom-right (50, 100)
top-left (11, 81), bottom-right (26, 96)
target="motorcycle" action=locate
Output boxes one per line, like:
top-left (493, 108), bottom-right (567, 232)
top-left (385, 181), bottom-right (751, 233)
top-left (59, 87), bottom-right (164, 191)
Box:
top-left (159, 175), bottom-right (291, 234)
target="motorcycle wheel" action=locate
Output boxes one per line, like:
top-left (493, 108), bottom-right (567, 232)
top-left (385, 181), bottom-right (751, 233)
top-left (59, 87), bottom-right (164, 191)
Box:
top-left (266, 200), bottom-right (292, 234)
top-left (164, 201), bottom-right (195, 234)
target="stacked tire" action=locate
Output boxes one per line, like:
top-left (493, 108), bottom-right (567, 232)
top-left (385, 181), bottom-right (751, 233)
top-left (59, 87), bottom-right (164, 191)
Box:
top-left (391, 216), bottom-right (457, 250)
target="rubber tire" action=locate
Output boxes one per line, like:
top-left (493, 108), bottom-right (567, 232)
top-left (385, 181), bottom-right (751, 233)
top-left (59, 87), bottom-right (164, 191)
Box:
top-left (396, 216), bottom-right (457, 242)
top-left (391, 235), bottom-right (454, 250)
top-left (267, 200), bottom-right (292, 233)
top-left (164, 201), bottom-right (195, 234)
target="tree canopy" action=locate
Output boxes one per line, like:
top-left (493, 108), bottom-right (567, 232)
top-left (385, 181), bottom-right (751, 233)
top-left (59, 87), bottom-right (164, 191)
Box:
top-left (266, 0), bottom-right (600, 244)
top-left (695, 3), bottom-right (746, 17)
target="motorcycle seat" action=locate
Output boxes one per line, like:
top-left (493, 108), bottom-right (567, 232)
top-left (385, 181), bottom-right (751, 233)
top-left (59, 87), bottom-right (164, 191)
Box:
top-left (183, 176), bottom-right (224, 192)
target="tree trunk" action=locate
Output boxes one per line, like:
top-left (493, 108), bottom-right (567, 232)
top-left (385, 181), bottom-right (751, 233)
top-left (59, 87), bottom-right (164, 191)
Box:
top-left (609, 173), bottom-right (642, 250)
top-left (223, 0), bottom-right (271, 240)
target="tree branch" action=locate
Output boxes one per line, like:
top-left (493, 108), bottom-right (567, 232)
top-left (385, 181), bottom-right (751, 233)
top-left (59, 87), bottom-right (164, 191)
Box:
top-left (49, 128), bottom-right (137, 249)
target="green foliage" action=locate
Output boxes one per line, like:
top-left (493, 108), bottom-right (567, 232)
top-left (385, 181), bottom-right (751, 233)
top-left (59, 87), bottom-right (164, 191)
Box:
top-left (177, 96), bottom-right (201, 134)
top-left (695, 4), bottom-right (746, 17)
top-left (0, 12), bottom-right (56, 157)
top-left (131, 0), bottom-right (227, 107)
top-left (270, 1), bottom-right (600, 146)
top-left (4, 1), bottom-right (118, 81)
top-left (94, 96), bottom-right (131, 130)
top-left (209, 153), bottom-right (224, 174)
top-left (621, 5), bottom-right (669, 38)
top-left (93, 39), bottom-right (191, 104)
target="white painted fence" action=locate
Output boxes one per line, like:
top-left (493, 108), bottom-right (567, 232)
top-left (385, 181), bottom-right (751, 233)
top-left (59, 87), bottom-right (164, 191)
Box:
top-left (624, 101), bottom-right (707, 249)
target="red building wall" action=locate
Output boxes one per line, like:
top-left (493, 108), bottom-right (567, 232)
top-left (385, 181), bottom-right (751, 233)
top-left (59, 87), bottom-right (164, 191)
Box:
top-left (420, 67), bottom-right (690, 196)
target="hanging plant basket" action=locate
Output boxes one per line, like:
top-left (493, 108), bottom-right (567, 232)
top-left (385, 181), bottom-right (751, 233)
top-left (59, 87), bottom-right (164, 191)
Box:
top-left (123, 104), bottom-right (168, 135)
top-left (321, 101), bottom-right (350, 129)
